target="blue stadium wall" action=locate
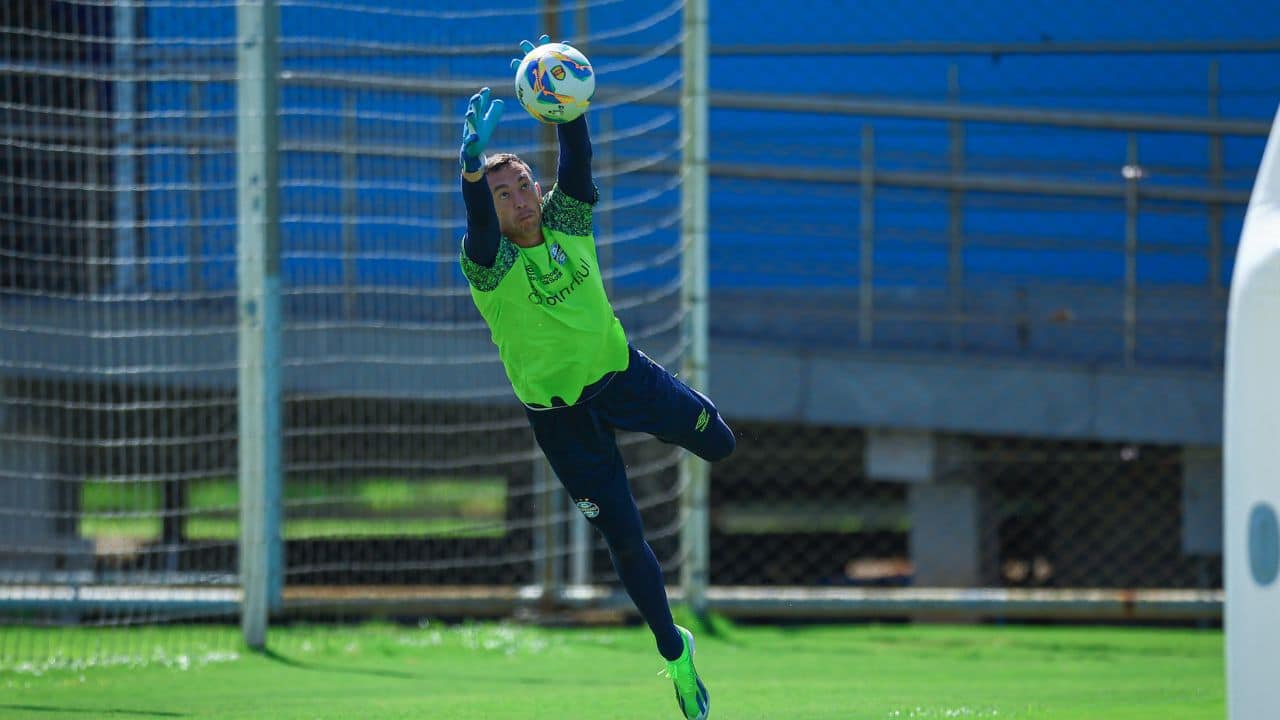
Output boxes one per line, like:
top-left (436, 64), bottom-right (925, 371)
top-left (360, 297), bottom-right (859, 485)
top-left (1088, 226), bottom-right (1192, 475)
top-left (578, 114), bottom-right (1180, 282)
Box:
top-left (135, 1), bottom-right (1277, 286)
top-left (130, 1), bottom-right (1278, 443)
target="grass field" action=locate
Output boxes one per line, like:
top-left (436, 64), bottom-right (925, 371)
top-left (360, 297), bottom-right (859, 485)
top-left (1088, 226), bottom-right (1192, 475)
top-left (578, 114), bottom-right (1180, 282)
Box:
top-left (0, 618), bottom-right (1223, 719)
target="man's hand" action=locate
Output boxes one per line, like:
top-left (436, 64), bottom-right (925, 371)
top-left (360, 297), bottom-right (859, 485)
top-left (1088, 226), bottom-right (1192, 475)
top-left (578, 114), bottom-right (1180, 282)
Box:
top-left (460, 87), bottom-right (504, 175)
top-left (509, 34), bottom-right (552, 71)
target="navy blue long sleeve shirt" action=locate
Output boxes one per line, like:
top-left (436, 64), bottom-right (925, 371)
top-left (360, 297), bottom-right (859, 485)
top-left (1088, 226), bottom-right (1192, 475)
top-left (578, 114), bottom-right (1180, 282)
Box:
top-left (461, 116), bottom-right (594, 267)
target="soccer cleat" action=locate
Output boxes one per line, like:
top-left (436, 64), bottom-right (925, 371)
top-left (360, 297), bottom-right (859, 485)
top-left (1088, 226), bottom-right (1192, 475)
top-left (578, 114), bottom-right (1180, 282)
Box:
top-left (663, 625), bottom-right (709, 720)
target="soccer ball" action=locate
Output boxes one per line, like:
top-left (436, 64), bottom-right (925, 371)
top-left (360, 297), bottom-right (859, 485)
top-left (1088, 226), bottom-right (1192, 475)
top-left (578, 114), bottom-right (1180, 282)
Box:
top-left (514, 42), bottom-right (595, 124)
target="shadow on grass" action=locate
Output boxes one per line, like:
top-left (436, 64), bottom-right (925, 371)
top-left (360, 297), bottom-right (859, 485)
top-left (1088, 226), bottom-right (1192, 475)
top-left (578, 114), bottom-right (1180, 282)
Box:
top-left (0, 704), bottom-right (183, 717)
top-left (258, 648), bottom-right (554, 686)
top-left (259, 648), bottom-right (419, 680)
top-left (671, 608), bottom-right (748, 648)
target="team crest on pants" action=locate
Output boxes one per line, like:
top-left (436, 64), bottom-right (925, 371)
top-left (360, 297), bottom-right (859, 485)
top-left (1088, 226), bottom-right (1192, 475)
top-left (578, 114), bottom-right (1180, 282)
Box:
top-left (576, 499), bottom-right (600, 518)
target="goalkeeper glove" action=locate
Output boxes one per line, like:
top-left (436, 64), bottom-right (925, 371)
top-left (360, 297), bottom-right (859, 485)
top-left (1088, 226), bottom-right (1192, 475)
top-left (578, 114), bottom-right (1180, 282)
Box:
top-left (460, 87), bottom-right (504, 174)
top-left (509, 33), bottom-right (553, 71)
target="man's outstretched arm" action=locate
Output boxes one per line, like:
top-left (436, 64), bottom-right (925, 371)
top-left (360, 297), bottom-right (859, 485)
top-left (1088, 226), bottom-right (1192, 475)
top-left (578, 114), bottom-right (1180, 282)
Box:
top-left (556, 115), bottom-right (594, 205)
top-left (461, 175), bottom-right (500, 268)
top-left (459, 87), bottom-right (503, 267)
top-left (509, 35), bottom-right (595, 205)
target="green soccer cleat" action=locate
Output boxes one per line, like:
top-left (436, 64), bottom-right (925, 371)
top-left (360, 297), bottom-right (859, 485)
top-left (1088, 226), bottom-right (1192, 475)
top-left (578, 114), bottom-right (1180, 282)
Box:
top-left (663, 625), bottom-right (710, 720)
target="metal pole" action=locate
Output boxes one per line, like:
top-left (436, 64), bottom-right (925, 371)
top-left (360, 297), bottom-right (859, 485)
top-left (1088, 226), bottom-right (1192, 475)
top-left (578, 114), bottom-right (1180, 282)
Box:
top-left (570, 0), bottom-right (601, 584)
top-left (540, 1), bottom-right (560, 184)
top-left (947, 64), bottom-right (965, 351)
top-left (1208, 61), bottom-right (1225, 362)
top-left (569, 494), bottom-right (591, 587)
top-left (679, 0), bottom-right (711, 620)
top-left (1123, 134), bottom-right (1139, 368)
top-left (859, 124), bottom-right (876, 347)
top-left (236, 0), bottom-right (283, 651)
top-left (532, 457), bottom-right (563, 609)
top-left (574, 0), bottom-right (589, 47)
top-left (536, 0), bottom-right (564, 610)
top-left (572, 91), bottom-right (600, 592)
top-left (533, 0), bottom-right (562, 608)
top-left (1208, 60), bottom-right (1223, 292)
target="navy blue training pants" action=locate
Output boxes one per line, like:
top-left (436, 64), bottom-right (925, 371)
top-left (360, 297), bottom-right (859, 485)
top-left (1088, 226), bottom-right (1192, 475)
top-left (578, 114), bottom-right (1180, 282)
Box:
top-left (524, 345), bottom-right (735, 659)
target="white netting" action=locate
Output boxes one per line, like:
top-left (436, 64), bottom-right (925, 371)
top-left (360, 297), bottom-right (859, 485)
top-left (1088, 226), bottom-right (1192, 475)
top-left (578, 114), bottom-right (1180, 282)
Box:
top-left (1, 0), bottom-right (687, 663)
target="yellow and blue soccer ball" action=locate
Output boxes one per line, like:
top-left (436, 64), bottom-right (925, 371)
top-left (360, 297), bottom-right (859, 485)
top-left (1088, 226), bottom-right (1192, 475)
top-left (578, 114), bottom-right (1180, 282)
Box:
top-left (514, 42), bottom-right (595, 124)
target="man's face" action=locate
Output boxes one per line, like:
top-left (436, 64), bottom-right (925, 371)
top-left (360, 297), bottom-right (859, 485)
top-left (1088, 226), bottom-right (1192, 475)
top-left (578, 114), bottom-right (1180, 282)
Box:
top-left (487, 162), bottom-right (542, 242)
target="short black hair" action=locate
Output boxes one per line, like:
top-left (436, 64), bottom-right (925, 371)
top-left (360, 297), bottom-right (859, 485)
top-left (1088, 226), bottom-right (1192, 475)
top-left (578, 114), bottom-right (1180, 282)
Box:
top-left (485, 152), bottom-right (533, 176)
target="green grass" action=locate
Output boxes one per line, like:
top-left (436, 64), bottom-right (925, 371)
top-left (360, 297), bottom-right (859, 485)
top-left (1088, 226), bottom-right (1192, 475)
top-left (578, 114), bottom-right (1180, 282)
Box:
top-left (0, 620), bottom-right (1223, 719)
top-left (79, 476), bottom-right (507, 540)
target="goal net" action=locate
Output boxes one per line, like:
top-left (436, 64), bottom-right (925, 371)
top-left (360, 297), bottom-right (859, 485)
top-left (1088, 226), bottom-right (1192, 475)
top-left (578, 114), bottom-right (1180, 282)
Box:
top-left (1, 0), bottom-right (689, 666)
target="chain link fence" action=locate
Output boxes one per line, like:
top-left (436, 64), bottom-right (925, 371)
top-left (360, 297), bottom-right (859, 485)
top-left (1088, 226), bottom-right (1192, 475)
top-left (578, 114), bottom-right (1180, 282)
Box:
top-left (8, 3), bottom-right (1275, 668)
top-left (710, 423), bottom-right (1219, 594)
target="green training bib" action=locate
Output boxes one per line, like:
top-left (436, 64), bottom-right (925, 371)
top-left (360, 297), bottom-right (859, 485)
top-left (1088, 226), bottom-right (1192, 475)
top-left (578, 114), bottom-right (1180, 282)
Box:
top-left (460, 184), bottom-right (628, 407)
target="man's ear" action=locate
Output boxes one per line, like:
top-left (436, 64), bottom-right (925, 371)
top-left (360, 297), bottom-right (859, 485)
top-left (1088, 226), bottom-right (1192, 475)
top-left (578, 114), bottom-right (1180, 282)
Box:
top-left (535, 180), bottom-right (543, 198)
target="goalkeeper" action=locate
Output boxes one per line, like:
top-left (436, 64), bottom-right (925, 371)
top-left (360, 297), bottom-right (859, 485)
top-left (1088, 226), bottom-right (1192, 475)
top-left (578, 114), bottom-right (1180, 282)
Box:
top-left (457, 36), bottom-right (734, 720)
